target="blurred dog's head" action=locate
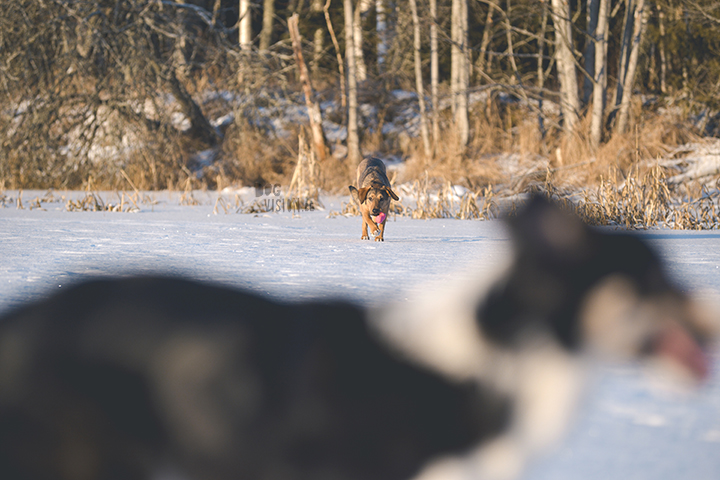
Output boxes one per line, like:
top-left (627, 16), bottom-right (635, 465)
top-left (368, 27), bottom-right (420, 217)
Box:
top-left (479, 196), bottom-right (715, 382)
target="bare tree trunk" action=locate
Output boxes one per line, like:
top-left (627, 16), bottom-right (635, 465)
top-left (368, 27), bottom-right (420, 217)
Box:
top-left (463, 0), bottom-right (472, 86)
top-left (451, 0), bottom-right (459, 115)
top-left (212, 0), bottom-right (222, 25)
top-left (376, 0), bottom-right (388, 74)
top-left (311, 0), bottom-right (324, 77)
top-left (430, 0), bottom-right (439, 150)
top-left (312, 28), bottom-right (324, 77)
top-left (324, 0), bottom-right (347, 108)
top-left (550, 0), bottom-right (580, 132)
top-left (612, 0), bottom-right (634, 112)
top-left (288, 14), bottom-right (328, 162)
top-left (452, 0), bottom-right (469, 147)
top-left (477, 0), bottom-right (498, 79)
top-left (174, 0), bottom-right (188, 80)
top-left (658, 4), bottom-right (667, 94)
top-left (460, 0), bottom-right (470, 147)
top-left (410, 0), bottom-right (431, 158)
top-left (239, 0), bottom-right (252, 49)
top-left (344, 0), bottom-right (361, 165)
top-left (608, 0), bottom-right (637, 125)
top-left (353, 0), bottom-right (370, 82)
top-left (647, 42), bottom-right (657, 91)
top-left (590, 0), bottom-right (609, 148)
top-left (582, 0), bottom-right (599, 106)
top-left (615, 0), bottom-right (647, 135)
top-left (537, 2), bottom-right (548, 137)
top-left (503, 0), bottom-right (524, 93)
top-left (259, 0), bottom-right (275, 51)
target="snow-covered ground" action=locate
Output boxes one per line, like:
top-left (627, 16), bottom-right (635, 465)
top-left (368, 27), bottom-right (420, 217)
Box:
top-left (1, 190), bottom-right (720, 480)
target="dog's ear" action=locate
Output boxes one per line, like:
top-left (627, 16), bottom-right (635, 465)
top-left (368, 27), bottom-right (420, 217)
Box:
top-left (384, 186), bottom-right (399, 201)
top-left (349, 186), bottom-right (361, 204)
top-left (356, 187), bottom-right (370, 204)
top-left (507, 195), bottom-right (592, 263)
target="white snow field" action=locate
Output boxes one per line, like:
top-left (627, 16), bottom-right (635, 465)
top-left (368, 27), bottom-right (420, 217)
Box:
top-left (1, 190), bottom-right (720, 480)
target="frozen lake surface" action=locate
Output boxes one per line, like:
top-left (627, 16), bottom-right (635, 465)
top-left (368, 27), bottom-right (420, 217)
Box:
top-left (1, 190), bottom-right (720, 480)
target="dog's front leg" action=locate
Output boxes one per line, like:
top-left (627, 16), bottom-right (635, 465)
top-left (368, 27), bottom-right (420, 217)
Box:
top-left (361, 211), bottom-right (379, 240)
top-left (374, 217), bottom-right (386, 241)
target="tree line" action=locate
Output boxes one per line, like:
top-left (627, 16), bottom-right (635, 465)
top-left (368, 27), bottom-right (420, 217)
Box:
top-left (1, 0), bottom-right (719, 189)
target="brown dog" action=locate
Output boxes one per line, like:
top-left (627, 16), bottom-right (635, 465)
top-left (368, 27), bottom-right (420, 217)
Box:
top-left (348, 157), bottom-right (399, 241)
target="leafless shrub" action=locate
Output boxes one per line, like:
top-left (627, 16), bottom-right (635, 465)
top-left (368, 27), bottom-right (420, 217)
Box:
top-left (0, 0), bottom-right (297, 190)
top-left (217, 119), bottom-right (297, 189)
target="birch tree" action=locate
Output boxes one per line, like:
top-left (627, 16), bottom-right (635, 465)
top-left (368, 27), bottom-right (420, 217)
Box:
top-left (311, 0), bottom-right (324, 76)
top-left (353, 0), bottom-right (371, 81)
top-left (657, 4), bottom-right (667, 94)
top-left (550, 0), bottom-right (580, 132)
top-left (590, 0), bottom-right (609, 148)
top-left (377, 0), bottom-right (388, 73)
top-left (239, 0), bottom-right (252, 49)
top-left (410, 0), bottom-right (431, 158)
top-left (451, 0), bottom-right (469, 148)
top-left (537, 2), bottom-right (549, 137)
top-left (259, 0), bottom-right (275, 51)
top-left (344, 0), bottom-right (361, 165)
top-left (477, 0), bottom-right (498, 78)
top-left (615, 0), bottom-right (648, 135)
top-left (430, 0), bottom-right (439, 149)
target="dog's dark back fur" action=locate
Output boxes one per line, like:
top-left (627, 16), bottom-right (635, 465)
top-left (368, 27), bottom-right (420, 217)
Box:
top-left (357, 157), bottom-right (392, 189)
top-left (0, 277), bottom-right (509, 480)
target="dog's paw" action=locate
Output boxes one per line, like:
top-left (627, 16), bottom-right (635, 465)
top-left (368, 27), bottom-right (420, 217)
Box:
top-left (361, 235), bottom-right (370, 240)
top-left (374, 235), bottom-right (384, 242)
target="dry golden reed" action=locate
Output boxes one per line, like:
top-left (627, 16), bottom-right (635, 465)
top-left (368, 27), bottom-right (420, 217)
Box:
top-left (556, 165), bottom-right (720, 230)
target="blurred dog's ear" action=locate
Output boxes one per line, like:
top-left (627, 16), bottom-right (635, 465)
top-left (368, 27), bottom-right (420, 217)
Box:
top-left (507, 195), bottom-right (592, 263)
top-left (384, 187), bottom-right (399, 201)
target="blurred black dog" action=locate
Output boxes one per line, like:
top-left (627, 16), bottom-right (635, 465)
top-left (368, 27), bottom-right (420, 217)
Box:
top-left (0, 197), bottom-right (714, 480)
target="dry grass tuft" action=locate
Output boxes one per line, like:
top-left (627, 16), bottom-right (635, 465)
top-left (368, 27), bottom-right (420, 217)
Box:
top-left (572, 165), bottom-right (672, 228)
top-left (65, 191), bottom-right (141, 212)
top-left (62, 178), bottom-right (141, 212)
top-left (390, 173), bottom-right (498, 220)
top-left (328, 200), bottom-right (361, 218)
top-left (542, 164), bottom-right (720, 230)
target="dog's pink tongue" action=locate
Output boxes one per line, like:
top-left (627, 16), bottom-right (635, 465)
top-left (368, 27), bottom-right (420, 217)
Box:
top-left (655, 323), bottom-right (710, 381)
top-left (372, 212), bottom-right (386, 224)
